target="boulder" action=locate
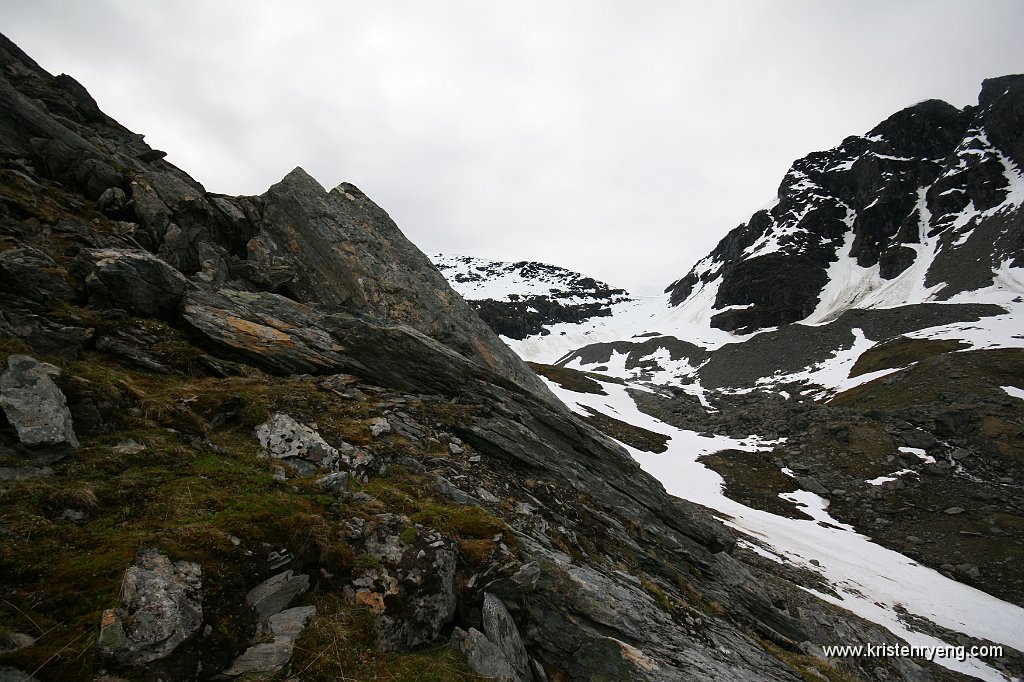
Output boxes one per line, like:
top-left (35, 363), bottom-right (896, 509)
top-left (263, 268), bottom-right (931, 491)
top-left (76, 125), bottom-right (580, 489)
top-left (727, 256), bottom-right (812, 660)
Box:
top-left (0, 355), bottom-right (78, 448)
top-left (255, 413), bottom-right (341, 476)
top-left (485, 562), bottom-right (541, 598)
top-left (181, 289), bottom-right (347, 375)
top-left (0, 311), bottom-right (92, 358)
top-left (0, 247), bottom-right (76, 303)
top-left (350, 514), bottom-right (457, 651)
top-left (97, 549), bottom-right (202, 666)
top-left (77, 248), bottom-right (188, 321)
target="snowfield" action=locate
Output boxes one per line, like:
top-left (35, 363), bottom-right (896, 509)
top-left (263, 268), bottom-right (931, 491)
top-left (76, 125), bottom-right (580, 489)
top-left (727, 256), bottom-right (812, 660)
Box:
top-left (544, 376), bottom-right (1024, 682)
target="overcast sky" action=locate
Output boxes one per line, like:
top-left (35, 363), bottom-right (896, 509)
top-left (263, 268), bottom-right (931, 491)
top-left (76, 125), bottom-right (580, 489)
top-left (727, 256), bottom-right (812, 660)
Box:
top-left (3, 1), bottom-right (1022, 294)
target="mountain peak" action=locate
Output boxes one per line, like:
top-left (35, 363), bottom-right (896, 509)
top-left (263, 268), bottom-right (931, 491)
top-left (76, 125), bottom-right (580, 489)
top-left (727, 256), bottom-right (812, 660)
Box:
top-left (665, 76), bottom-right (1024, 334)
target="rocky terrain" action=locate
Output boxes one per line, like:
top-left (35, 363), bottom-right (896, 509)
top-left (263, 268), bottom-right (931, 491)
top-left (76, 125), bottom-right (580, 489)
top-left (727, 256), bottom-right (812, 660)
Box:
top-left (433, 77), bottom-right (1024, 681)
top-left (1, 31), bottom-right (1002, 682)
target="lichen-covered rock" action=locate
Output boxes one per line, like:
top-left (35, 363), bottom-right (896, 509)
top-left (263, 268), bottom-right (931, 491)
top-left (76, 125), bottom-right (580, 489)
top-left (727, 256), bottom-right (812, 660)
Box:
top-left (0, 355), bottom-right (78, 448)
top-left (256, 413), bottom-right (341, 476)
top-left (482, 593), bottom-right (531, 680)
top-left (451, 627), bottom-right (521, 682)
top-left (181, 288), bottom-right (347, 375)
top-left (98, 549), bottom-right (202, 666)
top-left (347, 514), bottom-right (457, 651)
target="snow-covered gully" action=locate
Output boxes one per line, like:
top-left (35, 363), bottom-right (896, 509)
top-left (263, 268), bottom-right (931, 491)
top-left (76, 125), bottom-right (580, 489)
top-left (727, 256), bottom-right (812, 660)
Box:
top-left (544, 377), bottom-right (1024, 682)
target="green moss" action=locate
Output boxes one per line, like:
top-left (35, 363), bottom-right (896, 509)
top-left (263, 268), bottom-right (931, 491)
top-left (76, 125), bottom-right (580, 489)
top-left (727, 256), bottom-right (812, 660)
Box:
top-left (0, 329), bottom-right (499, 680)
top-left (360, 478), bottom-right (507, 541)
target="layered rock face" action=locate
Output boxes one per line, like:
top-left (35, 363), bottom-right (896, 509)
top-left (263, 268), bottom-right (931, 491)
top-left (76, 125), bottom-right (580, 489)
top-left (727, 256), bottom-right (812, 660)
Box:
top-left (0, 32), bottom-right (547, 398)
top-left (666, 77), bottom-right (1024, 333)
top-left (0, 32), bottom-right (1002, 682)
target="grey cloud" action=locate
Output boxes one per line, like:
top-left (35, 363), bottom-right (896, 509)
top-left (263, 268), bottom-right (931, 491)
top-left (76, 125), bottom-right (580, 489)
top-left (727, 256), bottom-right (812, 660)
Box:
top-left (2, 0), bottom-right (1022, 294)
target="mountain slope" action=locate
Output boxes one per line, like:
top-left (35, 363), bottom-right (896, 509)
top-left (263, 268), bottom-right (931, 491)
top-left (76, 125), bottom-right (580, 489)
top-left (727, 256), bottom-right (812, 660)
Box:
top-left (0, 31), bottom-right (989, 682)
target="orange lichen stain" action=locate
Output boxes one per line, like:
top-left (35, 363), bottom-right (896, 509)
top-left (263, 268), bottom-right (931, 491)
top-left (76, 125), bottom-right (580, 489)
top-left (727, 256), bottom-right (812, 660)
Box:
top-left (354, 589), bottom-right (386, 614)
top-left (225, 315), bottom-right (291, 342)
top-left (468, 338), bottom-right (497, 369)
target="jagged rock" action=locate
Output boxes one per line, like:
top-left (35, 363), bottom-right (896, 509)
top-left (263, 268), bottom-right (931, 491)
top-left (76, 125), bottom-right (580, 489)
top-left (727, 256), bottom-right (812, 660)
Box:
top-left (482, 592), bottom-right (531, 680)
top-left (0, 247), bottom-right (76, 304)
top-left (0, 355), bottom-right (78, 448)
top-left (76, 248), bottom-right (188, 321)
top-left (98, 549), bottom-right (202, 666)
top-left (251, 168), bottom-right (553, 399)
top-left (246, 570), bottom-right (310, 625)
top-left (316, 471), bottom-right (349, 494)
top-left (222, 605), bottom-right (316, 677)
top-left (434, 475), bottom-right (480, 506)
top-left (369, 416), bottom-right (391, 436)
top-left (95, 334), bottom-right (172, 374)
top-left (0, 311), bottom-right (92, 358)
top-left (451, 627), bottom-right (521, 682)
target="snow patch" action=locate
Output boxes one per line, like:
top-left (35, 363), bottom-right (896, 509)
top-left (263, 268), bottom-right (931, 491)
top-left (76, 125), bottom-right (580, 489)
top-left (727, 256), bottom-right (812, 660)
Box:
top-left (543, 375), bottom-right (1024, 681)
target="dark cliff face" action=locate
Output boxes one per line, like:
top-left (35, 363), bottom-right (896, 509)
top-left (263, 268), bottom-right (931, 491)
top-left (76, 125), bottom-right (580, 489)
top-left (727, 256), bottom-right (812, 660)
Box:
top-left (666, 77), bottom-right (1024, 333)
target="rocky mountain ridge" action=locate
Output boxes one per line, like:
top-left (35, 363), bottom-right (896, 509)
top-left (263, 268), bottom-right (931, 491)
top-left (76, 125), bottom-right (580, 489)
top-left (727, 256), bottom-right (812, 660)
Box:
top-left (666, 76), bottom-right (1024, 334)
top-left (432, 254), bottom-right (631, 341)
top-left (0, 31), bottom-right (988, 682)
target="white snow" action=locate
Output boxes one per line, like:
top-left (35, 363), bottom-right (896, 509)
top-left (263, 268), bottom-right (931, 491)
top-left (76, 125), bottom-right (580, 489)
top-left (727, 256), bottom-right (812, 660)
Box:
top-left (1002, 385), bottom-right (1024, 400)
top-left (899, 447), bottom-right (936, 465)
top-left (866, 470), bottom-right (917, 486)
top-left (544, 375), bottom-right (1024, 681)
top-left (431, 253), bottom-right (631, 306)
